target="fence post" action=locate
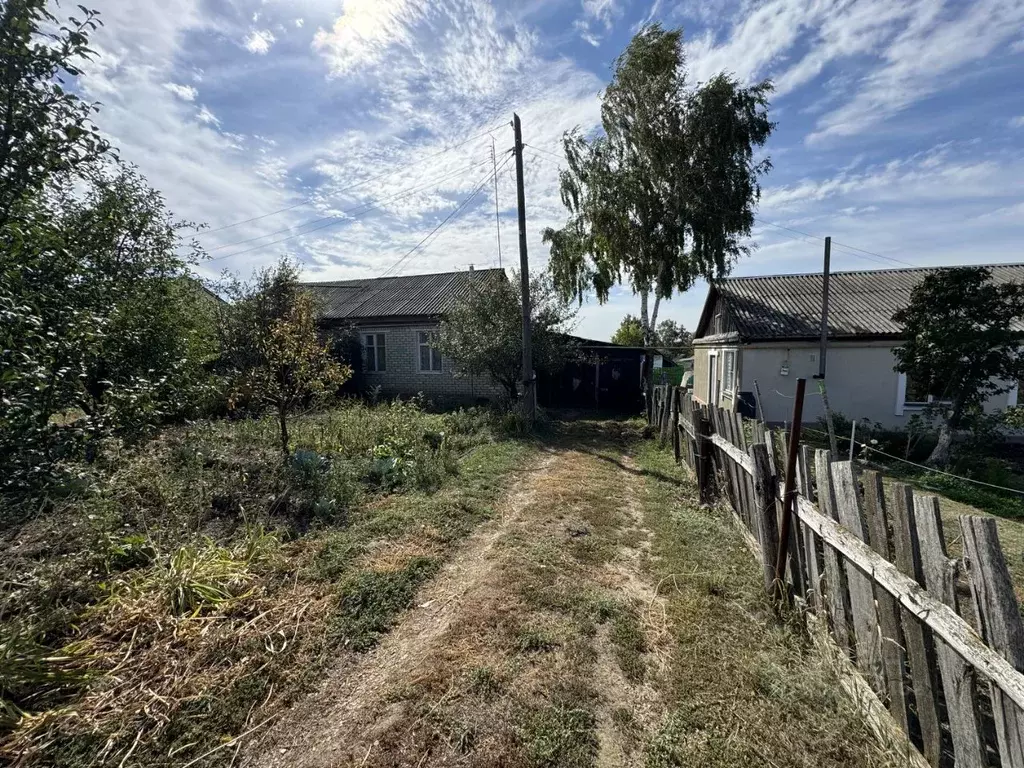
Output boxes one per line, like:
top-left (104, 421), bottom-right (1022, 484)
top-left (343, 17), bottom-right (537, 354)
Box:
top-left (696, 404), bottom-right (714, 505)
top-left (960, 515), bottom-right (1024, 768)
top-left (670, 388), bottom-right (681, 463)
top-left (750, 442), bottom-right (779, 596)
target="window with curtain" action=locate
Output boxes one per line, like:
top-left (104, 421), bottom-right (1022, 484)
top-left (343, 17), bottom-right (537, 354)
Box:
top-left (418, 330), bottom-right (442, 373)
top-left (364, 333), bottom-right (386, 372)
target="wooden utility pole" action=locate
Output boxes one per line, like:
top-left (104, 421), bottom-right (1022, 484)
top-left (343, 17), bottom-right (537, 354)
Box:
top-left (816, 236), bottom-right (839, 454)
top-left (512, 113), bottom-right (535, 420)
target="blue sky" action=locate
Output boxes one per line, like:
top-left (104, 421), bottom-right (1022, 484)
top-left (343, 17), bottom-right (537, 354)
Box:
top-left (81, 0), bottom-right (1024, 339)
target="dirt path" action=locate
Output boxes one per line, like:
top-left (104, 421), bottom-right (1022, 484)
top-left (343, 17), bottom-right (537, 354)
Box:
top-left (244, 421), bottom-right (909, 768)
top-left (245, 425), bottom-right (668, 768)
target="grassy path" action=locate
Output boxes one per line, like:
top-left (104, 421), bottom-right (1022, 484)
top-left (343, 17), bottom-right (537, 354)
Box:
top-left (245, 419), bottom-right (909, 768)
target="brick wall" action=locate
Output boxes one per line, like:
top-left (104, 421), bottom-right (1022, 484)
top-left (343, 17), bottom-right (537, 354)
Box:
top-left (350, 322), bottom-right (504, 404)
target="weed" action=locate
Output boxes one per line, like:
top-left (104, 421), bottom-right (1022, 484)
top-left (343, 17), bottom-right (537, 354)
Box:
top-left (332, 556), bottom-right (440, 651)
top-left (610, 606), bottom-right (647, 683)
top-left (469, 666), bottom-right (503, 699)
top-left (516, 627), bottom-right (559, 654)
top-left (518, 703), bottom-right (598, 768)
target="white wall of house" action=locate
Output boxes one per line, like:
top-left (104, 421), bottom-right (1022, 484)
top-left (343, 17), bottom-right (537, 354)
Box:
top-left (354, 322), bottom-right (503, 403)
top-left (738, 340), bottom-right (1016, 427)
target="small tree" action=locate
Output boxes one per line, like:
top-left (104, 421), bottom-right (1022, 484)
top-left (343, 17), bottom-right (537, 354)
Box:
top-left (611, 315), bottom-right (645, 346)
top-left (654, 319), bottom-right (693, 357)
top-left (219, 260), bottom-right (350, 459)
top-left (893, 266), bottom-right (1024, 467)
top-left (436, 271), bottom-right (579, 402)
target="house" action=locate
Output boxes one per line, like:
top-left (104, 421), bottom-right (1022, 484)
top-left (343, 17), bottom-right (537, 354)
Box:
top-left (303, 268), bottom-right (505, 403)
top-left (691, 264), bottom-right (1024, 427)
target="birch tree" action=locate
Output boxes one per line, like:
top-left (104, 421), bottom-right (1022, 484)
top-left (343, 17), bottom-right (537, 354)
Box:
top-left (542, 24), bottom-right (774, 344)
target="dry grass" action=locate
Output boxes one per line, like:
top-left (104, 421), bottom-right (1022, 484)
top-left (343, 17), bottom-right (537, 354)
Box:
top-left (633, 438), bottom-right (913, 768)
top-left (0, 402), bottom-right (534, 767)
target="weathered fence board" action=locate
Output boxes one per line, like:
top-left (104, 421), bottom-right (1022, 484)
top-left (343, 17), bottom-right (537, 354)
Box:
top-left (861, 471), bottom-right (910, 734)
top-left (888, 483), bottom-right (943, 767)
top-left (960, 515), bottom-right (1024, 768)
top-left (815, 449), bottom-right (852, 655)
top-left (913, 495), bottom-right (986, 767)
top-left (830, 461), bottom-right (884, 693)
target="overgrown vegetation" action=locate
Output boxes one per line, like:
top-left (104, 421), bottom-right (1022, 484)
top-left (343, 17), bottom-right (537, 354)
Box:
top-left (0, 1), bottom-right (221, 497)
top-left (0, 400), bottom-right (534, 765)
top-left (892, 265), bottom-right (1024, 467)
top-left (437, 269), bottom-right (580, 402)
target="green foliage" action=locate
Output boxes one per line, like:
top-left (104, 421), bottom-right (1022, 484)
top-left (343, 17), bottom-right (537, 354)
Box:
top-left (611, 314), bottom-right (645, 346)
top-left (893, 266), bottom-right (1024, 466)
top-left (518, 703), bottom-right (598, 768)
top-left (331, 557), bottom-right (440, 651)
top-left (436, 270), bottom-right (580, 401)
top-left (0, 0), bottom-right (110, 221)
top-left (218, 259), bottom-right (351, 459)
top-left (655, 319), bottom-right (693, 357)
top-left (0, 4), bottom-right (219, 498)
top-left (543, 24), bottom-right (774, 342)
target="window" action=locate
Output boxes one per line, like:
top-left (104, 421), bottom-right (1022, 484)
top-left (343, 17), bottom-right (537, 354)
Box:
top-left (364, 333), bottom-right (386, 372)
top-left (722, 350), bottom-right (736, 396)
top-left (417, 330), bottom-right (442, 373)
top-left (895, 372), bottom-right (950, 415)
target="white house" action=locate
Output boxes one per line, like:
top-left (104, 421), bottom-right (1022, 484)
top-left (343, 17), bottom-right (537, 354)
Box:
top-left (691, 264), bottom-right (1024, 427)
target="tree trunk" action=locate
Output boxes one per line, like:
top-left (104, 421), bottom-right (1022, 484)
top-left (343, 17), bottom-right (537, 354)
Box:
top-left (928, 421), bottom-right (953, 468)
top-left (649, 293), bottom-right (662, 345)
top-left (278, 403), bottom-right (290, 462)
top-left (927, 393), bottom-right (967, 468)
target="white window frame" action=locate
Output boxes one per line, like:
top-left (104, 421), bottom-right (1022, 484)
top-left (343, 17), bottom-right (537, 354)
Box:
top-left (363, 332), bottom-right (387, 373)
top-left (416, 329), bottom-right (443, 374)
top-left (707, 350), bottom-right (718, 405)
top-left (895, 372), bottom-right (951, 416)
top-left (722, 349), bottom-right (737, 398)
top-left (1009, 382), bottom-right (1019, 408)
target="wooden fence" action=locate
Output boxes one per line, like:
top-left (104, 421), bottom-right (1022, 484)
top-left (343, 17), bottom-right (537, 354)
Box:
top-left (652, 383), bottom-right (1024, 768)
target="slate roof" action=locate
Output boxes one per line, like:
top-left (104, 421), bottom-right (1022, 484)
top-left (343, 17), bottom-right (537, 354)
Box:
top-left (303, 268), bottom-right (506, 321)
top-left (695, 264), bottom-right (1024, 341)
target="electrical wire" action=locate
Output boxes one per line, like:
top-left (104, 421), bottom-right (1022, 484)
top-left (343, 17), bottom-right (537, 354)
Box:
top-left (207, 157), bottom-right (493, 255)
top-left (524, 143), bottom-right (566, 161)
top-left (379, 153), bottom-right (514, 279)
top-left (208, 154), bottom-right (510, 263)
top-left (197, 122), bottom-right (511, 237)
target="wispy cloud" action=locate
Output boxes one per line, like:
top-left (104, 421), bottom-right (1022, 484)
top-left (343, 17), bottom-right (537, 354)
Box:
top-left (163, 82), bottom-right (197, 101)
top-left (243, 29), bottom-right (276, 54)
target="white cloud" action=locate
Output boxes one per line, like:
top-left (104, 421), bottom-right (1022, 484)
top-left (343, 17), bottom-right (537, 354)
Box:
top-left (582, 0), bottom-right (622, 29)
top-left (809, 0), bottom-right (1024, 142)
top-left (295, 18), bottom-right (304, 28)
top-left (243, 29), bottom-right (276, 55)
top-left (163, 82), bottom-right (197, 101)
top-left (195, 105), bottom-right (221, 126)
top-left (312, 0), bottom-right (423, 76)
top-left (1011, 115), bottom-right (1024, 127)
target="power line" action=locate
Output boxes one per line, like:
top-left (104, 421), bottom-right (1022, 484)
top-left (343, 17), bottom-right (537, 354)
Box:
top-left (208, 157), bottom-right (493, 255)
top-left (524, 143), bottom-right (565, 161)
top-left (197, 122), bottom-right (510, 237)
top-left (207, 156), bottom-right (508, 263)
top-left (380, 153), bottom-right (514, 279)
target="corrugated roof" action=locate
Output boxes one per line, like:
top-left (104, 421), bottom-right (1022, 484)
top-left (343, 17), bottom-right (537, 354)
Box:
top-left (699, 263), bottom-right (1024, 340)
top-left (302, 268), bottom-right (506, 321)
